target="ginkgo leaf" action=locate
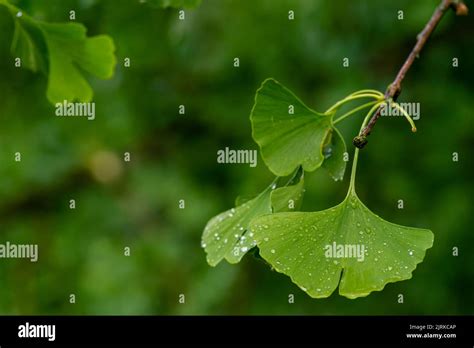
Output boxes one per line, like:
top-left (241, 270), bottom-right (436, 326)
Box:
top-left (249, 149), bottom-right (433, 299)
top-left (202, 173), bottom-right (304, 266)
top-left (251, 78), bottom-right (336, 177)
top-left (250, 191), bottom-right (433, 299)
top-left (202, 186), bottom-right (272, 266)
top-left (321, 127), bottom-right (347, 181)
top-left (234, 174), bottom-right (305, 259)
top-left (145, 0), bottom-right (202, 9)
top-left (0, 1), bottom-right (117, 104)
top-left (39, 22), bottom-right (116, 103)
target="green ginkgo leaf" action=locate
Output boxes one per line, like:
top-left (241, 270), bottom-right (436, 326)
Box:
top-left (251, 78), bottom-right (337, 177)
top-left (1, 1), bottom-right (117, 104)
top-left (202, 173), bottom-right (304, 266)
top-left (39, 22), bottom-right (116, 103)
top-left (249, 150), bottom-right (433, 299)
top-left (203, 187), bottom-right (272, 266)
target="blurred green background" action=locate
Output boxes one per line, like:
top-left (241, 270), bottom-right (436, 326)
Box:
top-left (0, 0), bottom-right (472, 315)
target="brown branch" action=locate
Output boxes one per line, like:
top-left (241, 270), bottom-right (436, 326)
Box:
top-left (353, 0), bottom-right (468, 149)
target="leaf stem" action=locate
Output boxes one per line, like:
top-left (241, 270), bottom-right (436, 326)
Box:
top-left (390, 101), bottom-right (417, 132)
top-left (333, 100), bottom-right (379, 125)
top-left (349, 101), bottom-right (385, 192)
top-left (326, 93), bottom-right (382, 114)
top-left (349, 89), bottom-right (384, 98)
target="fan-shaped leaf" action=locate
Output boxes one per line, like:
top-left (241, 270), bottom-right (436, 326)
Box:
top-left (202, 173), bottom-right (304, 266)
top-left (39, 22), bottom-right (116, 103)
top-left (250, 149), bottom-right (433, 299)
top-left (1, 2), bottom-right (117, 104)
top-left (251, 78), bottom-right (335, 176)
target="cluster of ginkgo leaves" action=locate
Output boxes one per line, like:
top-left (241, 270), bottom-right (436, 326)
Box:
top-left (202, 78), bottom-right (434, 299)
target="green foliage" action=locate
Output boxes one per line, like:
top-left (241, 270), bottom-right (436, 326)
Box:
top-left (270, 171), bottom-right (305, 212)
top-left (250, 157), bottom-right (434, 299)
top-left (40, 23), bottom-right (116, 103)
top-left (1, 0), bottom-right (116, 103)
top-left (1, 0), bottom-right (470, 315)
top-left (203, 75), bottom-right (433, 299)
top-left (251, 78), bottom-right (337, 176)
top-left (202, 185), bottom-right (273, 266)
top-left (146, 0), bottom-right (202, 9)
top-left (202, 171), bottom-right (304, 266)
top-left (10, 16), bottom-right (47, 72)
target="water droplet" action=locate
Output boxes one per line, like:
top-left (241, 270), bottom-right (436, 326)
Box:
top-left (388, 266), bottom-right (393, 271)
top-left (241, 247), bottom-right (248, 252)
top-left (264, 237), bottom-right (269, 242)
top-left (333, 260), bottom-right (339, 265)
top-left (408, 250), bottom-right (414, 256)
top-left (271, 249), bottom-right (276, 254)
top-left (359, 231), bottom-right (364, 235)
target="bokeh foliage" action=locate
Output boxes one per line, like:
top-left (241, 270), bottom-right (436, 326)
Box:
top-left (0, 0), bottom-right (472, 314)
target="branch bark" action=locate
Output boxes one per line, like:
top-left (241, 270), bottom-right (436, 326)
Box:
top-left (353, 0), bottom-right (469, 149)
